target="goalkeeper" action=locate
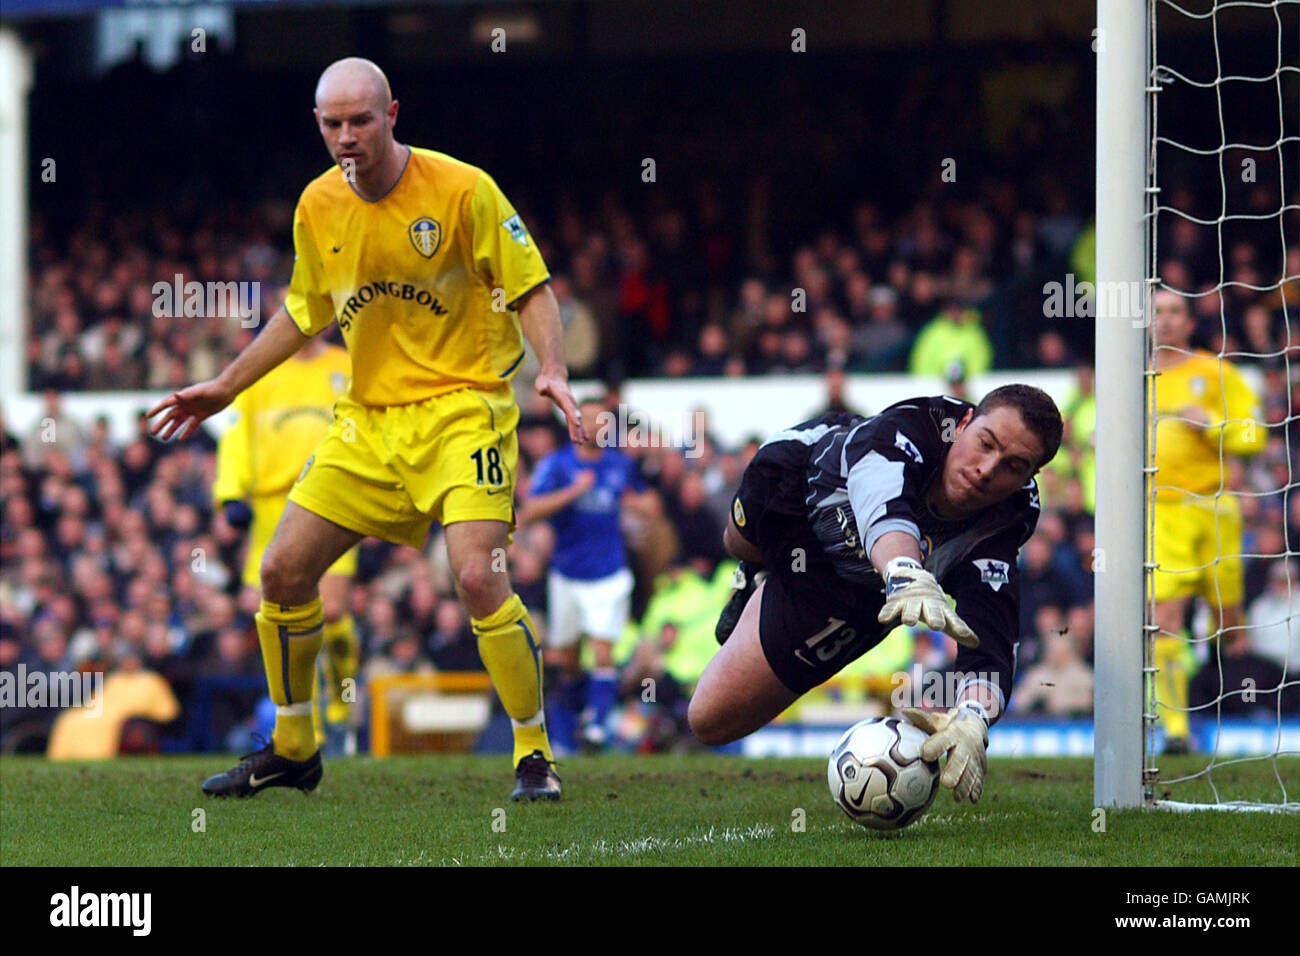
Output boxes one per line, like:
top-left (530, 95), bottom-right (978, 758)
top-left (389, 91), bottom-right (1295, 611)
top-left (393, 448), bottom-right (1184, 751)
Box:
top-left (689, 385), bottom-right (1063, 804)
top-left (213, 324), bottom-right (359, 748)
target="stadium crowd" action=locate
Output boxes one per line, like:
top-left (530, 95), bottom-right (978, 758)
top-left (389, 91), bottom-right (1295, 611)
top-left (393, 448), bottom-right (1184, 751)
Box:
top-left (26, 188), bottom-right (1097, 394)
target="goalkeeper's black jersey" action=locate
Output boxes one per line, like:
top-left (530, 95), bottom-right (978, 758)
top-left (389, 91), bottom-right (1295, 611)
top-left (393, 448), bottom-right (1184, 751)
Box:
top-left (756, 396), bottom-right (1042, 709)
top-left (802, 395), bottom-right (1041, 590)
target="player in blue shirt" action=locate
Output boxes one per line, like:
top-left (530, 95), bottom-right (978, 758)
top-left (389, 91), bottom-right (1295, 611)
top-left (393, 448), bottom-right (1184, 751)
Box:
top-left (522, 396), bottom-right (652, 748)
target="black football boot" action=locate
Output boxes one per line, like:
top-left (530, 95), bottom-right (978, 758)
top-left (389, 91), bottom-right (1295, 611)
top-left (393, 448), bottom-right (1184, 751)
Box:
top-left (509, 749), bottom-right (562, 802)
top-left (201, 737), bottom-right (323, 798)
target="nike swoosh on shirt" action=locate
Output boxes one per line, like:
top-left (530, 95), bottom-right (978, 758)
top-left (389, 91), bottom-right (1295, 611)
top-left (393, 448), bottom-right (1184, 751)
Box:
top-left (248, 771), bottom-right (286, 788)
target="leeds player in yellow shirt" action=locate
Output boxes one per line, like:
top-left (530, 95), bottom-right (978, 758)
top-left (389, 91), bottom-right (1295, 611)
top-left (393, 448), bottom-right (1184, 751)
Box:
top-left (213, 328), bottom-right (359, 745)
top-left (150, 57), bottom-right (585, 801)
top-left (1149, 289), bottom-right (1266, 753)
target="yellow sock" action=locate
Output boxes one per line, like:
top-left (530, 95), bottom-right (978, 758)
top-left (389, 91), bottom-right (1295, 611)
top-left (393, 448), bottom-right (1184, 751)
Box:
top-left (257, 597), bottom-right (324, 761)
top-left (1153, 632), bottom-right (1190, 740)
top-left (472, 594), bottom-right (553, 766)
top-left (322, 616), bottom-right (359, 723)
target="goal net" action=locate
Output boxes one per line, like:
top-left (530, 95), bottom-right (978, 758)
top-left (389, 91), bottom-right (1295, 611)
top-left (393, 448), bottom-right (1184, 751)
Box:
top-left (1141, 0), bottom-right (1298, 811)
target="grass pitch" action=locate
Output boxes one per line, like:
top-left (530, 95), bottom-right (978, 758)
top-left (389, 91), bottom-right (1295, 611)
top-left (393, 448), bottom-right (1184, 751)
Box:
top-left (1, 754), bottom-right (1294, 866)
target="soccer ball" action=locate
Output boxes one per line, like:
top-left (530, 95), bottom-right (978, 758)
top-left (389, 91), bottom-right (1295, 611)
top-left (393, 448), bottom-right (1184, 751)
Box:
top-left (828, 717), bottom-right (940, 831)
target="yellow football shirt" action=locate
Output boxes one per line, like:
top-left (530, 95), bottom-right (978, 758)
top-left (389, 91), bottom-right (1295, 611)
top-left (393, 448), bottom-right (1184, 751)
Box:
top-left (283, 147), bottom-right (551, 407)
top-left (214, 344), bottom-right (352, 501)
top-left (1150, 350), bottom-right (1266, 499)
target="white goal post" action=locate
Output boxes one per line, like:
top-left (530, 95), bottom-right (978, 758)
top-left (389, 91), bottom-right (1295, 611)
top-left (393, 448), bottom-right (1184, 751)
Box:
top-left (1093, 0), bottom-right (1149, 809)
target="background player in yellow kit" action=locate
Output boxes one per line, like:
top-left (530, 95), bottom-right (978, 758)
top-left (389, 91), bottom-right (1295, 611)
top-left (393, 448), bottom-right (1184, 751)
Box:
top-left (149, 57), bottom-right (585, 801)
top-left (213, 318), bottom-right (359, 746)
top-left (1149, 289), bottom-right (1267, 753)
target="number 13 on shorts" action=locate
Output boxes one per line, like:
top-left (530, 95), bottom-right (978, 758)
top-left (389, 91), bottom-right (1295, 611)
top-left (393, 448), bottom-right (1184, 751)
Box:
top-left (793, 617), bottom-right (859, 668)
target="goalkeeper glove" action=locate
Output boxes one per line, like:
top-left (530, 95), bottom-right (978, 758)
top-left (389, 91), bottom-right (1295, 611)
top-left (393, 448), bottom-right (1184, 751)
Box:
top-left (877, 556), bottom-right (978, 647)
top-left (903, 702), bottom-right (990, 803)
top-left (221, 499), bottom-right (253, 531)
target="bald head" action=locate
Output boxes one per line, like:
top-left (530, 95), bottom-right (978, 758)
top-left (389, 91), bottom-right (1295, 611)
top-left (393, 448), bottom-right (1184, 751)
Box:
top-left (313, 58), bottom-right (404, 196)
top-left (316, 57), bottom-right (391, 111)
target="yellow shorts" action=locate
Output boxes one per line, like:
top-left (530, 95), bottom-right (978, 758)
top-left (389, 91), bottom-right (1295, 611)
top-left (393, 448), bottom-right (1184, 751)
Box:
top-left (240, 493), bottom-right (358, 589)
top-left (288, 385), bottom-right (519, 549)
top-left (1149, 495), bottom-right (1244, 606)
